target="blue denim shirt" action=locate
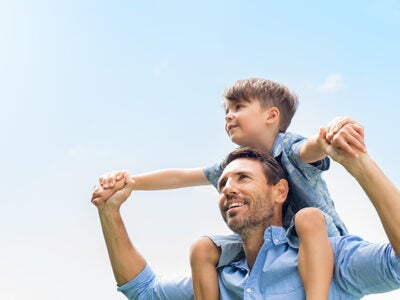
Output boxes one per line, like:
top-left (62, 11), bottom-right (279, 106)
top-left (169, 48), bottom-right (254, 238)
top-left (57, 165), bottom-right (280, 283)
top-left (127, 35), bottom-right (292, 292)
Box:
top-left (204, 132), bottom-right (348, 236)
top-left (118, 227), bottom-right (400, 299)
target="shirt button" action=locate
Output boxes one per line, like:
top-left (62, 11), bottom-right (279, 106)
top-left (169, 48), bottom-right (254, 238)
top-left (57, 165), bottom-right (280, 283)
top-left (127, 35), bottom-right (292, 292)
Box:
top-left (246, 288), bottom-right (252, 293)
top-left (274, 238), bottom-right (279, 243)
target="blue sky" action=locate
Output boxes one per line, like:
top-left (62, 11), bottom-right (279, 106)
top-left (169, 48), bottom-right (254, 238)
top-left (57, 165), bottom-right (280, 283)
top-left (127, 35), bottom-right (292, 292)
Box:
top-left (1, 1), bottom-right (399, 299)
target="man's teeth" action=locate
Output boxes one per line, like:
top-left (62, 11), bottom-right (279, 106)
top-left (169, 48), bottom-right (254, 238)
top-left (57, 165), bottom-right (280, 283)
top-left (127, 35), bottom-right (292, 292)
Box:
top-left (229, 203), bottom-right (244, 209)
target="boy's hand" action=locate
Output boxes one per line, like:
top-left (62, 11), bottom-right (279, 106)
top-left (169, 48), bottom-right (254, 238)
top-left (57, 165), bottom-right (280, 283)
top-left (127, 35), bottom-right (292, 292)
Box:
top-left (325, 117), bottom-right (366, 157)
top-left (99, 170), bottom-right (128, 189)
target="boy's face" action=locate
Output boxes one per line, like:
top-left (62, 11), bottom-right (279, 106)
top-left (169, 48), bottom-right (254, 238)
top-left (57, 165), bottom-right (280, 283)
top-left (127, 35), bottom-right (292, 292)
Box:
top-left (224, 98), bottom-right (269, 146)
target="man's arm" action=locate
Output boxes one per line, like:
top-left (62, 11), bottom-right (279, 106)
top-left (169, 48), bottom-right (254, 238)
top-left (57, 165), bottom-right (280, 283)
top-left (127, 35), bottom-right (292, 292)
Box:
top-left (92, 177), bottom-right (146, 285)
top-left (92, 177), bottom-right (195, 300)
top-left (319, 128), bottom-right (400, 255)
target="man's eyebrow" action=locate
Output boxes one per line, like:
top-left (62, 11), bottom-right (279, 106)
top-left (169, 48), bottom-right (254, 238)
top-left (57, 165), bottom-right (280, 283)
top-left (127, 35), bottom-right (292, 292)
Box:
top-left (217, 175), bottom-right (227, 191)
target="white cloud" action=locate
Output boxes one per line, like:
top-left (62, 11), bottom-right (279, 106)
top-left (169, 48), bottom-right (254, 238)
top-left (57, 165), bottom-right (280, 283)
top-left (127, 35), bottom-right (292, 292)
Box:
top-left (319, 74), bottom-right (344, 91)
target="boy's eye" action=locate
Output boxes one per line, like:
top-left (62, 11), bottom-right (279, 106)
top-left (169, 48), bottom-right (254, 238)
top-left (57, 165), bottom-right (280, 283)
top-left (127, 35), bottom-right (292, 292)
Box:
top-left (235, 104), bottom-right (242, 110)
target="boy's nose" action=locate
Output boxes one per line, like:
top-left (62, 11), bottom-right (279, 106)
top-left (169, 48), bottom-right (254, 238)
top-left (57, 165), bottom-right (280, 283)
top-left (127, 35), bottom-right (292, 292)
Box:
top-left (225, 113), bottom-right (234, 121)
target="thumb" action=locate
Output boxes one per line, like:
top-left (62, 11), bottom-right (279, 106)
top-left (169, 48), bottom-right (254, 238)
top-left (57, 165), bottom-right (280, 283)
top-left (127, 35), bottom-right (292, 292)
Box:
top-left (318, 127), bottom-right (328, 145)
top-left (124, 175), bottom-right (135, 191)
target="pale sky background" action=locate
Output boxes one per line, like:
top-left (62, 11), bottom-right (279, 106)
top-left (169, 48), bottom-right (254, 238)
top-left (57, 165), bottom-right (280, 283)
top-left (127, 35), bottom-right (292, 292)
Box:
top-left (1, 1), bottom-right (400, 299)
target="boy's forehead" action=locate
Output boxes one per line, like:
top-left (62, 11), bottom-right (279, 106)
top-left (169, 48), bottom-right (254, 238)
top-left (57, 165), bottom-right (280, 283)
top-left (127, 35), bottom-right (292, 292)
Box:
top-left (224, 97), bottom-right (253, 104)
top-left (223, 97), bottom-right (254, 109)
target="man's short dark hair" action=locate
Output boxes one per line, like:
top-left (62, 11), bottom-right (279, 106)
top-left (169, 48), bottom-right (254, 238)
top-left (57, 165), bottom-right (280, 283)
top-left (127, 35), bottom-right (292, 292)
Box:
top-left (221, 147), bottom-right (286, 185)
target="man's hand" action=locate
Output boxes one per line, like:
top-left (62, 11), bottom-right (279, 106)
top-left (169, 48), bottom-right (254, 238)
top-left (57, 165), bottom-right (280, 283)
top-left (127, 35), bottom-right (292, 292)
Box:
top-left (318, 127), bottom-right (368, 178)
top-left (325, 116), bottom-right (366, 157)
top-left (92, 174), bottom-right (135, 209)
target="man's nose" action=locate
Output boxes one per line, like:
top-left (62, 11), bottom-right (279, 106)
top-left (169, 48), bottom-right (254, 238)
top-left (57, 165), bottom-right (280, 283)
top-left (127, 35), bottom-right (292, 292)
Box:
top-left (222, 179), bottom-right (237, 195)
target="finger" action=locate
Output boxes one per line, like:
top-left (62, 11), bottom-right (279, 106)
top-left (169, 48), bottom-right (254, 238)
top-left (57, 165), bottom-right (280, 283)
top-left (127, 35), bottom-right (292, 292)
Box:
top-left (334, 140), bottom-right (357, 157)
top-left (346, 130), bottom-right (366, 152)
top-left (332, 130), bottom-right (364, 157)
top-left (91, 196), bottom-right (106, 206)
top-left (106, 170), bottom-right (128, 188)
top-left (125, 174), bottom-right (135, 189)
top-left (352, 123), bottom-right (365, 139)
top-left (101, 171), bottom-right (118, 188)
top-left (115, 170), bottom-right (128, 180)
top-left (339, 124), bottom-right (366, 152)
top-left (91, 187), bottom-right (103, 205)
top-left (326, 117), bottom-right (341, 136)
top-left (326, 116), bottom-right (347, 141)
top-left (99, 174), bottom-right (107, 187)
top-left (330, 116), bottom-right (355, 135)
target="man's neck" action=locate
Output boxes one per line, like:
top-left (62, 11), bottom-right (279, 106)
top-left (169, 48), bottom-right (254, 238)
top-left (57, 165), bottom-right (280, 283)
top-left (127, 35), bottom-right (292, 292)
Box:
top-left (240, 227), bottom-right (267, 270)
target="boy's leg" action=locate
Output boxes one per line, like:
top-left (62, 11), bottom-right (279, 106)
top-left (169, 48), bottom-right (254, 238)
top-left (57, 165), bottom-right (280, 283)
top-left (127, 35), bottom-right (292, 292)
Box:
top-left (295, 208), bottom-right (333, 300)
top-left (189, 237), bottom-right (221, 300)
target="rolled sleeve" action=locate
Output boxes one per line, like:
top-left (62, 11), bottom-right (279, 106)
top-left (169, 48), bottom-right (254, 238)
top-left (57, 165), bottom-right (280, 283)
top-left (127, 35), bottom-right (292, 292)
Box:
top-left (118, 264), bottom-right (194, 300)
top-left (118, 264), bottom-right (156, 299)
top-left (288, 138), bottom-right (330, 178)
top-left (333, 236), bottom-right (400, 297)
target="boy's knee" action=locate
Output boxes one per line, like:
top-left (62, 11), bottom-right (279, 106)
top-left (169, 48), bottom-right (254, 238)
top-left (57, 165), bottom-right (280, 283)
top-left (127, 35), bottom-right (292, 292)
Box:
top-left (189, 237), bottom-right (220, 267)
top-left (295, 208), bottom-right (326, 234)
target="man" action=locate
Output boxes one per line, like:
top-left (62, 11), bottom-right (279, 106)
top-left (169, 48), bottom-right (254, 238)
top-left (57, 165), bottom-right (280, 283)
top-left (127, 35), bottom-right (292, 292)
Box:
top-left (91, 128), bottom-right (400, 299)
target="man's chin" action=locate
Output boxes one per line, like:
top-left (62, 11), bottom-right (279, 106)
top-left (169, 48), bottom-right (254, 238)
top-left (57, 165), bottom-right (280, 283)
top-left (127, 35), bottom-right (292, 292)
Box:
top-left (227, 219), bottom-right (242, 233)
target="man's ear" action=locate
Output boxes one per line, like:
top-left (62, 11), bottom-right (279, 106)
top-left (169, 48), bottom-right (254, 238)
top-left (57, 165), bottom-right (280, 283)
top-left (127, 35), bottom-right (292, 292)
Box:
top-left (272, 179), bottom-right (288, 204)
top-left (265, 107), bottom-right (280, 125)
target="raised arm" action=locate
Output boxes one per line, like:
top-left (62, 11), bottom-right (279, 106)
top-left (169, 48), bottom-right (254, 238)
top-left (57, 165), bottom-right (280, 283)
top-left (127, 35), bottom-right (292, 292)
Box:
top-left (92, 177), bottom-right (146, 285)
top-left (318, 128), bottom-right (400, 255)
top-left (300, 117), bottom-right (366, 164)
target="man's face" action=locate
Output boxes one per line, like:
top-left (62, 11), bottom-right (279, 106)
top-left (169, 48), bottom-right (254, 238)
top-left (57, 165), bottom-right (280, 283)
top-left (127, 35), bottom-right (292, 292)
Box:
top-left (217, 158), bottom-right (275, 234)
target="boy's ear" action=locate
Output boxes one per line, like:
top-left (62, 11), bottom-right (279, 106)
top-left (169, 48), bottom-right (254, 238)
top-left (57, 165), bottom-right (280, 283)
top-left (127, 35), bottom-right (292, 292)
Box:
top-left (265, 107), bottom-right (280, 125)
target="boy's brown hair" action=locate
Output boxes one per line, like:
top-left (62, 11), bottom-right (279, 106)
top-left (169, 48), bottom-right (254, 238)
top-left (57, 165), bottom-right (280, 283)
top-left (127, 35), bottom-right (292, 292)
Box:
top-left (223, 78), bottom-right (298, 132)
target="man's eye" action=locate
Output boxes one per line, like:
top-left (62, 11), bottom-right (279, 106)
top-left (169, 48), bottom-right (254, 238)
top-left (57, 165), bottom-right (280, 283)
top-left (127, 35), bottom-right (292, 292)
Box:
top-left (239, 174), bottom-right (248, 180)
top-left (218, 179), bottom-right (226, 191)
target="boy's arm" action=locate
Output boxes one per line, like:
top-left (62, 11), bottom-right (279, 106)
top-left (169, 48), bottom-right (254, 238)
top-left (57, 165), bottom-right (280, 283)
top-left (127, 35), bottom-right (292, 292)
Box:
top-left (131, 168), bottom-right (209, 190)
top-left (299, 134), bottom-right (327, 164)
top-left (94, 168), bottom-right (209, 205)
top-left (300, 117), bottom-right (366, 164)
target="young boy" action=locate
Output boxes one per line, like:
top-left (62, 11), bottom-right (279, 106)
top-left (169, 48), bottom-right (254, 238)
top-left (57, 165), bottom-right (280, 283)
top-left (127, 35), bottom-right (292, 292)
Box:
top-left (95, 78), bottom-right (365, 300)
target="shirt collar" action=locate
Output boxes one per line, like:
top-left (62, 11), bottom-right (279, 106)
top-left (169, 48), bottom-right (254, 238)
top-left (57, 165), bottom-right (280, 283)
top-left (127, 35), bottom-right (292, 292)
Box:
top-left (264, 226), bottom-right (288, 245)
top-left (225, 226), bottom-right (288, 272)
top-left (271, 133), bottom-right (284, 157)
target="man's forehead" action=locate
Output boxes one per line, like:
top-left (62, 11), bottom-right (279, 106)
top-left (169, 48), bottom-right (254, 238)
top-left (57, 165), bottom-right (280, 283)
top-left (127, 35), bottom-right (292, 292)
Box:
top-left (222, 158), bottom-right (262, 175)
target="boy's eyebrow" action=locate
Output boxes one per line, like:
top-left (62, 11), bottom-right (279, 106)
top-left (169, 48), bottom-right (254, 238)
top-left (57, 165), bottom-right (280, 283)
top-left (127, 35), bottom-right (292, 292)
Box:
top-left (224, 99), bottom-right (245, 114)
